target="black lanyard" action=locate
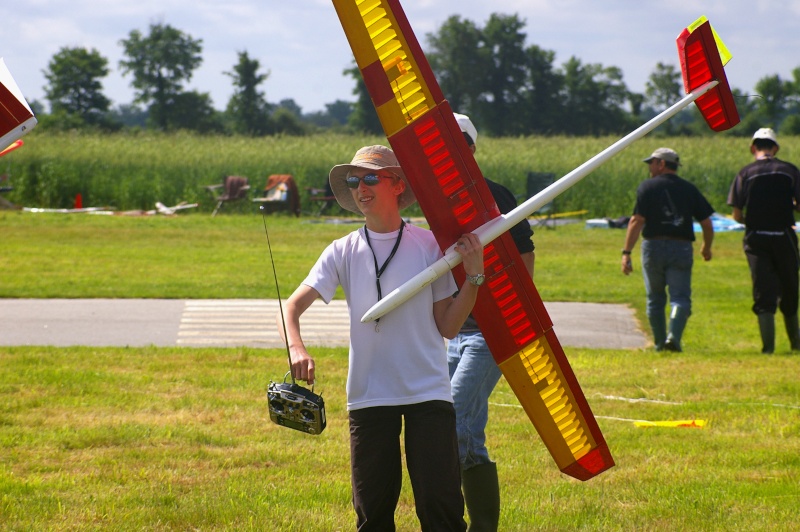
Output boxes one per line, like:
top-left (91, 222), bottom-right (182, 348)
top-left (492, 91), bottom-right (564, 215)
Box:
top-left (364, 220), bottom-right (405, 324)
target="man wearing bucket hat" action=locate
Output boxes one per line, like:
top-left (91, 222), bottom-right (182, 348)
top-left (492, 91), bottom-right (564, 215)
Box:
top-left (280, 145), bottom-right (485, 530)
top-left (448, 112), bottom-right (534, 531)
top-left (621, 147), bottom-right (715, 352)
top-left (728, 128), bottom-right (800, 353)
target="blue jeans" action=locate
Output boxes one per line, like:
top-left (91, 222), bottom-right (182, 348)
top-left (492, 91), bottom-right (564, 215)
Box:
top-left (641, 239), bottom-right (693, 343)
top-left (447, 330), bottom-right (502, 470)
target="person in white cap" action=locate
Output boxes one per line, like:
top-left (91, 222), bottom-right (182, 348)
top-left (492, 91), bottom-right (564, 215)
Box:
top-left (280, 145), bottom-right (485, 531)
top-left (728, 128), bottom-right (800, 353)
top-left (621, 147), bottom-right (714, 352)
top-left (448, 112), bottom-right (533, 531)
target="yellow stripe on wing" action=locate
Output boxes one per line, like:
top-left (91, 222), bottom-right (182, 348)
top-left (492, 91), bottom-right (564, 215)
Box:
top-left (500, 336), bottom-right (595, 468)
top-left (333, 0), bottom-right (438, 134)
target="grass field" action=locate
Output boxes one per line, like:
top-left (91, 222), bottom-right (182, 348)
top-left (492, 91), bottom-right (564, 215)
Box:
top-left (1, 213), bottom-right (799, 530)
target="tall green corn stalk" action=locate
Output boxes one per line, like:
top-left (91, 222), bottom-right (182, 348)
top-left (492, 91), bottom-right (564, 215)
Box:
top-left (2, 130), bottom-right (795, 217)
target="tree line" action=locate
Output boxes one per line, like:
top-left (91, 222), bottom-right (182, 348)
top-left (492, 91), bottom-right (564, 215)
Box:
top-left (35, 15), bottom-right (800, 138)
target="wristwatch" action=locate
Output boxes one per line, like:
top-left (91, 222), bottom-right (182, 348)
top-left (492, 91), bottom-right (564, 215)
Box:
top-left (466, 273), bottom-right (485, 286)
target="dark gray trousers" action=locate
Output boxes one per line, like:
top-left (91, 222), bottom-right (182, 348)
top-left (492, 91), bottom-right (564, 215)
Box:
top-left (349, 401), bottom-right (466, 531)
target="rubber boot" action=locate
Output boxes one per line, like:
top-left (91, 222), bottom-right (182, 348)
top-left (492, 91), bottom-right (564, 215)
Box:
top-left (783, 314), bottom-right (800, 351)
top-left (665, 306), bottom-right (690, 352)
top-left (462, 462), bottom-right (500, 532)
top-left (648, 311), bottom-right (667, 351)
top-left (758, 313), bottom-right (775, 354)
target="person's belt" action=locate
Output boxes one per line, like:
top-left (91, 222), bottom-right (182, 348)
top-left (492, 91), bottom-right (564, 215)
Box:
top-left (749, 229), bottom-right (786, 236)
top-left (644, 235), bottom-right (691, 242)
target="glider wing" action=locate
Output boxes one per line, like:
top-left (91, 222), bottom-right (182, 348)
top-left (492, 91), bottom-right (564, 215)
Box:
top-left (331, 0), bottom-right (614, 481)
top-left (0, 58), bottom-right (37, 152)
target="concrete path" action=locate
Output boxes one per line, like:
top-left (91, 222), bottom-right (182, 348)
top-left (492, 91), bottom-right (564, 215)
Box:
top-left (0, 299), bottom-right (647, 350)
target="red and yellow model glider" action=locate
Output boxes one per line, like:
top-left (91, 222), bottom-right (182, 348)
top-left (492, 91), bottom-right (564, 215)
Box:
top-left (331, 1), bottom-right (737, 481)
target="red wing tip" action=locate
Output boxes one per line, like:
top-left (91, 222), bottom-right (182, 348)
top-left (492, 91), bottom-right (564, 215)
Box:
top-left (561, 447), bottom-right (615, 481)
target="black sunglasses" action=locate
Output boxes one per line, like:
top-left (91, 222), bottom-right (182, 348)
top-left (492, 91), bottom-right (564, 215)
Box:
top-left (345, 173), bottom-right (391, 189)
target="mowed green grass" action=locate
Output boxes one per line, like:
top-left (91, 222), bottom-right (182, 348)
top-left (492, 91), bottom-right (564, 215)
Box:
top-left (1, 212), bottom-right (799, 530)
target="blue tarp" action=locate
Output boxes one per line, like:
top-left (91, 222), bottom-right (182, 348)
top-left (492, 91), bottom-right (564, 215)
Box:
top-left (693, 213), bottom-right (744, 233)
top-left (587, 213), bottom-right (746, 232)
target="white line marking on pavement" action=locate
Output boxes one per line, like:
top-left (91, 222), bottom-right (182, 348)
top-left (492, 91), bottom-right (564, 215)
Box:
top-left (177, 299), bottom-right (350, 348)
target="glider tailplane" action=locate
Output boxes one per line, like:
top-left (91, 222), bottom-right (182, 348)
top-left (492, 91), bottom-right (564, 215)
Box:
top-left (677, 19), bottom-right (739, 132)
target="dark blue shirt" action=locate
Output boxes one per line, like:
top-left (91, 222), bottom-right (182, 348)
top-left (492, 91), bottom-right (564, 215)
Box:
top-left (633, 173), bottom-right (714, 241)
top-left (727, 157), bottom-right (800, 231)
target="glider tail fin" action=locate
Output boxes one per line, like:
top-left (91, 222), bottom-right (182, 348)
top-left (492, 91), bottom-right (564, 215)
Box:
top-left (676, 17), bottom-right (739, 132)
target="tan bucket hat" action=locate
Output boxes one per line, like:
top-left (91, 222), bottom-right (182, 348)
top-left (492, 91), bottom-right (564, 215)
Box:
top-left (328, 145), bottom-right (416, 214)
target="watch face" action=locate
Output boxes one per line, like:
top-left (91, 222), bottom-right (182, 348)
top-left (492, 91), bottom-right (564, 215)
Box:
top-left (469, 274), bottom-right (485, 286)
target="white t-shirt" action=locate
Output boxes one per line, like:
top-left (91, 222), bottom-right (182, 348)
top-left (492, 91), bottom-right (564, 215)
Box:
top-left (303, 223), bottom-right (458, 410)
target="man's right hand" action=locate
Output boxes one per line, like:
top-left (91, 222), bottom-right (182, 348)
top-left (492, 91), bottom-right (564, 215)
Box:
top-left (290, 345), bottom-right (316, 385)
top-left (621, 255), bottom-right (633, 275)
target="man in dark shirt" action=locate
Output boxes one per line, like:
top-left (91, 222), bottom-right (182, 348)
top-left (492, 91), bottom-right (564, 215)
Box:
top-left (727, 128), bottom-right (800, 353)
top-left (621, 147), bottom-right (714, 352)
top-left (448, 112), bottom-right (534, 531)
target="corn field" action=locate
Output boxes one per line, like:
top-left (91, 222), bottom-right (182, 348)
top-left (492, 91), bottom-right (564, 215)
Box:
top-left (2, 130), bottom-right (796, 218)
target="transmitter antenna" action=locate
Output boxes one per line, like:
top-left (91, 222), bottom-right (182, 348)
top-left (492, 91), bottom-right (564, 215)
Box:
top-left (260, 205), bottom-right (294, 383)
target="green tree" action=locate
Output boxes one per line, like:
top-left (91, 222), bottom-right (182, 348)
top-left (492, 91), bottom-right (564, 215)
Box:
top-left (271, 107), bottom-right (306, 135)
top-left (118, 23), bottom-right (203, 131)
top-left (424, 12), bottom-right (636, 137)
top-left (723, 88), bottom-right (762, 137)
top-left (303, 100), bottom-right (354, 129)
top-left (43, 46), bottom-right (111, 125)
top-left (169, 91), bottom-right (222, 133)
top-left (645, 62), bottom-right (683, 110)
top-left (780, 66), bottom-right (800, 133)
top-left (107, 104), bottom-right (148, 129)
top-left (644, 62), bottom-right (683, 134)
top-left (427, 13), bottom-right (559, 136)
top-left (426, 15), bottom-right (486, 117)
top-left (780, 114), bottom-right (800, 134)
top-left (753, 74), bottom-right (787, 128)
top-left (324, 100), bottom-right (354, 126)
top-left (559, 58), bottom-right (630, 135)
top-left (224, 51), bottom-right (270, 135)
top-left (477, 14), bottom-right (529, 136)
top-left (275, 99), bottom-right (302, 118)
top-left (519, 44), bottom-right (564, 134)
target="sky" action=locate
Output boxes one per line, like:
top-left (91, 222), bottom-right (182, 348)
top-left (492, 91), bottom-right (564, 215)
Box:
top-left (3, 0), bottom-right (800, 114)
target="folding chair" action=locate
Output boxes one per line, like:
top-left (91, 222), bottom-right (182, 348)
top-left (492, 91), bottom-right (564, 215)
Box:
top-left (253, 174), bottom-right (301, 217)
top-left (205, 175), bottom-right (251, 217)
top-left (526, 171), bottom-right (557, 229)
top-left (306, 181), bottom-right (338, 216)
